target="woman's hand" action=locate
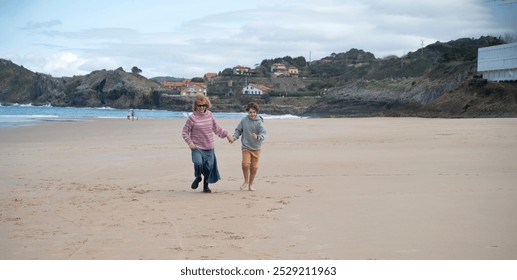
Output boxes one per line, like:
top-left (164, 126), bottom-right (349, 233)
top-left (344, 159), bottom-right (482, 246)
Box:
top-left (188, 143), bottom-right (197, 149)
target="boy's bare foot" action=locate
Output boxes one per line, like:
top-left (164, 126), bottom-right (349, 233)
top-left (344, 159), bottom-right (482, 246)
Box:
top-left (240, 182), bottom-right (248, 191)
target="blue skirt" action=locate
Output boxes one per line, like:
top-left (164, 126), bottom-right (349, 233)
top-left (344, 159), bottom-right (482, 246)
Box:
top-left (191, 149), bottom-right (221, 184)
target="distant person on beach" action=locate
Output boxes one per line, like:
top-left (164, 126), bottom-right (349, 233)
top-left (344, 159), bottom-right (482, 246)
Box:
top-left (128, 109), bottom-right (135, 121)
top-left (230, 102), bottom-right (266, 191)
top-left (182, 94), bottom-right (233, 193)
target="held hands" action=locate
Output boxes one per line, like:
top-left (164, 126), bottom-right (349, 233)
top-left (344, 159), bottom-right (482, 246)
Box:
top-left (225, 134), bottom-right (258, 145)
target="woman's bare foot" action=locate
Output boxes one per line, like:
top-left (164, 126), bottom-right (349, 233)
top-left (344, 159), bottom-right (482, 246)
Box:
top-left (248, 185), bottom-right (255, 191)
top-left (240, 182), bottom-right (248, 191)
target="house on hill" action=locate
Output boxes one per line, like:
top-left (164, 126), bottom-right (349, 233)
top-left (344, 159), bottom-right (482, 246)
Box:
top-left (181, 82), bottom-right (207, 96)
top-left (233, 65), bottom-right (252, 76)
top-left (288, 66), bottom-right (300, 76)
top-left (271, 63), bottom-right (287, 77)
top-left (162, 80), bottom-right (189, 91)
top-left (162, 80), bottom-right (207, 96)
top-left (271, 63), bottom-right (299, 77)
top-left (477, 42), bottom-right (517, 82)
top-left (242, 83), bottom-right (271, 95)
top-left (204, 72), bottom-right (217, 79)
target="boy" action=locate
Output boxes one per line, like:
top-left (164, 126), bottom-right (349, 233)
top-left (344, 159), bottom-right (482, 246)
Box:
top-left (231, 102), bottom-right (266, 191)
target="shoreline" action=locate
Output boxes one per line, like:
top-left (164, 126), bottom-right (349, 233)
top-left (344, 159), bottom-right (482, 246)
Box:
top-left (1, 117), bottom-right (517, 259)
top-left (0, 105), bottom-right (304, 129)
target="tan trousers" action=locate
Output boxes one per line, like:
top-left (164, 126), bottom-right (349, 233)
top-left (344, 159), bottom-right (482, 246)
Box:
top-left (242, 149), bottom-right (261, 175)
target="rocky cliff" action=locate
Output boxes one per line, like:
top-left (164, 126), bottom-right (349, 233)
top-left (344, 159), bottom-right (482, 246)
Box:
top-left (0, 59), bottom-right (191, 110)
top-left (303, 62), bottom-right (517, 118)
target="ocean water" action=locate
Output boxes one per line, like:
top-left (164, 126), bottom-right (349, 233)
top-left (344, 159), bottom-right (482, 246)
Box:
top-left (0, 104), bottom-right (303, 128)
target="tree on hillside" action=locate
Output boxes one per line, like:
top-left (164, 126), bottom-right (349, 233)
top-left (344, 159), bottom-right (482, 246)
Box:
top-left (292, 56), bottom-right (307, 68)
top-left (131, 66), bottom-right (142, 75)
top-left (220, 68), bottom-right (233, 76)
top-left (259, 56), bottom-right (308, 72)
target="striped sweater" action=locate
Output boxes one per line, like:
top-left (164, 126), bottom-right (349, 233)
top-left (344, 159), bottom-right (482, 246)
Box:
top-left (182, 110), bottom-right (229, 150)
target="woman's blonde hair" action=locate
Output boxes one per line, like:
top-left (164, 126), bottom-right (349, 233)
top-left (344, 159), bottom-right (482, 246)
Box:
top-left (192, 94), bottom-right (212, 111)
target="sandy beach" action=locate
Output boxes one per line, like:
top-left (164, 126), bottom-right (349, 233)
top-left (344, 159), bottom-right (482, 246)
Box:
top-left (1, 117), bottom-right (516, 260)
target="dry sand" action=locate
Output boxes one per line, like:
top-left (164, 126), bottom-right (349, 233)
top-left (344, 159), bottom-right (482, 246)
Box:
top-left (1, 117), bottom-right (516, 260)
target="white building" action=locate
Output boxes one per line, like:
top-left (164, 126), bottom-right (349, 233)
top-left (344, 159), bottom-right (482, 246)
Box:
top-left (242, 83), bottom-right (270, 95)
top-left (242, 84), bottom-right (263, 95)
top-left (477, 42), bottom-right (517, 82)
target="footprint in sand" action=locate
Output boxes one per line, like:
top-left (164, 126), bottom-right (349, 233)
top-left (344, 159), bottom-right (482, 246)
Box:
top-left (227, 235), bottom-right (245, 240)
top-left (276, 199), bottom-right (289, 205)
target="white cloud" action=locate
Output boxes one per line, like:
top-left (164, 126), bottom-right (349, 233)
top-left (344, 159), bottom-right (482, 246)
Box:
top-left (1, 0), bottom-right (514, 78)
top-left (40, 52), bottom-right (87, 76)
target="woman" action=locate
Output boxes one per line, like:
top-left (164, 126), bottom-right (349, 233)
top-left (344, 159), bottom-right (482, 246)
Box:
top-left (182, 94), bottom-right (232, 193)
top-left (231, 102), bottom-right (266, 191)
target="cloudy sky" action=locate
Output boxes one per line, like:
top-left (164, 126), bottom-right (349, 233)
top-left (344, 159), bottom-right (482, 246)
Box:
top-left (1, 0), bottom-right (515, 78)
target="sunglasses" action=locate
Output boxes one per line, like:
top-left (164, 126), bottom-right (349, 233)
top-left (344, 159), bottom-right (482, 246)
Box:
top-left (196, 104), bottom-right (207, 108)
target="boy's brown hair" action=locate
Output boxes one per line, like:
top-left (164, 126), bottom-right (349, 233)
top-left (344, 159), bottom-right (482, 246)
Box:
top-left (245, 102), bottom-right (259, 112)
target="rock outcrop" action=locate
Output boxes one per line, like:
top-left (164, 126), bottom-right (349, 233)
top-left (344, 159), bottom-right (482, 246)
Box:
top-left (0, 60), bottom-right (177, 109)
